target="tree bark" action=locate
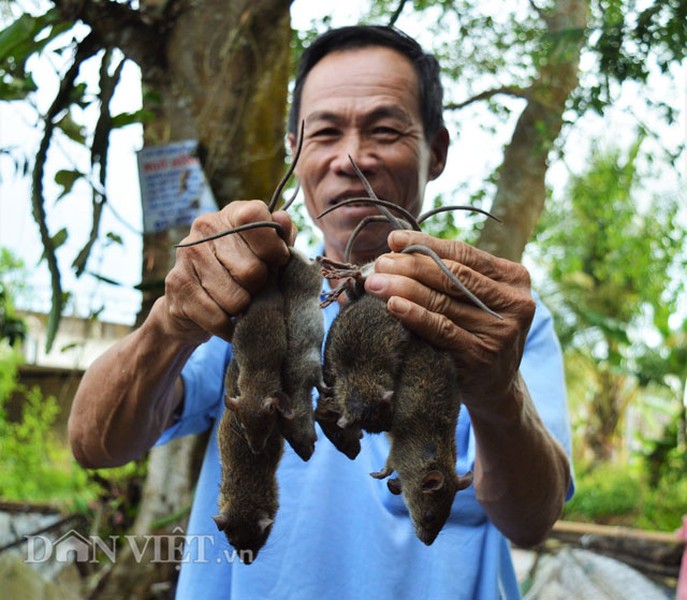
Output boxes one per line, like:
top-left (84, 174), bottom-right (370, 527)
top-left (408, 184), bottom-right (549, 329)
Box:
top-left (53, 1), bottom-right (292, 597)
top-left (477, 0), bottom-right (588, 262)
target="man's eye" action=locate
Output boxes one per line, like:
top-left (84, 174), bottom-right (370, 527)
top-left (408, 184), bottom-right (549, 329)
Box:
top-left (311, 128), bottom-right (339, 138)
top-left (372, 127), bottom-right (401, 139)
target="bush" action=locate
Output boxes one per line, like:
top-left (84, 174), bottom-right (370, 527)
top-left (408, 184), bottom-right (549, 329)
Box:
top-left (0, 342), bottom-right (98, 509)
top-left (0, 344), bottom-right (148, 541)
top-left (563, 461), bottom-right (686, 532)
top-left (564, 463), bottom-right (642, 522)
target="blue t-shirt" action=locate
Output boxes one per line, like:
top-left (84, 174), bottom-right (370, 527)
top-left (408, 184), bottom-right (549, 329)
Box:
top-left (158, 293), bottom-right (574, 600)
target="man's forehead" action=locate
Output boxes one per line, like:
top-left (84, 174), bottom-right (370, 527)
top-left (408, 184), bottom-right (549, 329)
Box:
top-left (299, 47), bottom-right (420, 117)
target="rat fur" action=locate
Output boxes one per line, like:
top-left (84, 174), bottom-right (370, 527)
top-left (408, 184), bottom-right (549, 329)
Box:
top-left (371, 334), bottom-right (474, 545)
top-left (276, 248), bottom-right (327, 461)
top-left (224, 268), bottom-right (292, 454)
top-left (215, 359), bottom-right (284, 563)
top-left (323, 293), bottom-right (410, 434)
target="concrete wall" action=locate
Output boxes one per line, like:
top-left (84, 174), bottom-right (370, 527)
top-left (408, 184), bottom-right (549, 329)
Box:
top-left (18, 311), bottom-right (132, 371)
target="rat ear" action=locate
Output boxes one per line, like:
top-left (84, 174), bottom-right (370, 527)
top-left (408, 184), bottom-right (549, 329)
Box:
top-left (387, 478), bottom-right (402, 495)
top-left (256, 510), bottom-right (274, 534)
top-left (381, 390), bottom-right (394, 404)
top-left (224, 396), bottom-right (240, 411)
top-left (336, 414), bottom-right (352, 429)
top-left (315, 405), bottom-right (342, 422)
top-left (275, 392), bottom-right (294, 420)
top-left (212, 514), bottom-right (230, 532)
top-left (421, 470), bottom-right (445, 494)
top-left (268, 392), bottom-right (294, 419)
top-left (258, 516), bottom-right (274, 534)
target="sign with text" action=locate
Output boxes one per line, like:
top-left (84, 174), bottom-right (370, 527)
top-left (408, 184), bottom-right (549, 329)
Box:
top-left (137, 141), bottom-right (217, 233)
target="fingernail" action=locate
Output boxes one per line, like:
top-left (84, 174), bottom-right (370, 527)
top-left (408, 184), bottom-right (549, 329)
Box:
top-left (375, 256), bottom-right (394, 272)
top-left (389, 230), bottom-right (410, 246)
top-left (366, 274), bottom-right (385, 293)
top-left (388, 296), bottom-right (411, 315)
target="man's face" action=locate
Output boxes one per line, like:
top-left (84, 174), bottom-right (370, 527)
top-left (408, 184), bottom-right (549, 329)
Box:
top-left (290, 46), bottom-right (448, 264)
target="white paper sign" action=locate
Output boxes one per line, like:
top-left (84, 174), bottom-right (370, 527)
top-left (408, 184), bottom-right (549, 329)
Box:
top-left (137, 141), bottom-right (217, 233)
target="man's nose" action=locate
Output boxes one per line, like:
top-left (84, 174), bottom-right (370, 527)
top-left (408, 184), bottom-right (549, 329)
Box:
top-left (331, 134), bottom-right (377, 178)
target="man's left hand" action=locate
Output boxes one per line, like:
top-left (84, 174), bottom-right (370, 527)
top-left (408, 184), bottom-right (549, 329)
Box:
top-left (364, 229), bottom-right (535, 412)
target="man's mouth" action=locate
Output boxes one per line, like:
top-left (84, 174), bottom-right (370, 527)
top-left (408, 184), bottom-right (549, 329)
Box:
top-left (328, 191), bottom-right (384, 207)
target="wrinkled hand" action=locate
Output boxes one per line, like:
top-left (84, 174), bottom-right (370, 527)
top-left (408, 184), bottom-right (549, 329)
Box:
top-left (162, 200), bottom-right (296, 344)
top-left (364, 230), bottom-right (535, 410)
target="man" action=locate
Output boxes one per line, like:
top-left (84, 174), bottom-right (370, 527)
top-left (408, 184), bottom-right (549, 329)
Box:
top-left (69, 25), bottom-right (573, 599)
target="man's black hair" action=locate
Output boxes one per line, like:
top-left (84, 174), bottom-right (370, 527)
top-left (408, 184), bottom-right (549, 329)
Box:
top-left (287, 25), bottom-right (444, 140)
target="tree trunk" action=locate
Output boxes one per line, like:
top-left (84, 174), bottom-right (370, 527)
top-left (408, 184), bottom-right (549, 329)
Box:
top-left (477, 0), bottom-right (588, 262)
top-left (137, 0), bottom-right (293, 321)
top-left (54, 1), bottom-right (293, 596)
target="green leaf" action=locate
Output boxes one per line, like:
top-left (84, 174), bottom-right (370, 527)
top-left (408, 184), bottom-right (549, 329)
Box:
top-left (0, 14), bottom-right (39, 63)
top-left (49, 227), bottom-right (68, 251)
top-left (87, 271), bottom-right (122, 287)
top-left (67, 82), bottom-right (89, 108)
top-left (110, 109), bottom-right (155, 129)
top-left (0, 75), bottom-right (37, 100)
top-left (54, 169), bottom-right (84, 200)
top-left (105, 232), bottom-right (124, 246)
top-left (55, 111), bottom-right (86, 144)
top-left (0, 8), bottom-right (65, 67)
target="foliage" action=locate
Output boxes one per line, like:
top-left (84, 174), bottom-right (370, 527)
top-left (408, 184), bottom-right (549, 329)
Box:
top-left (2, 0), bottom-right (684, 342)
top-left (0, 343), bottom-right (89, 507)
top-left (0, 247), bottom-right (27, 345)
top-left (0, 339), bottom-right (146, 522)
top-left (563, 461), bottom-right (687, 532)
top-left (531, 134), bottom-right (686, 462)
top-left (1, 5), bottom-right (135, 350)
top-left (563, 462), bottom-right (641, 522)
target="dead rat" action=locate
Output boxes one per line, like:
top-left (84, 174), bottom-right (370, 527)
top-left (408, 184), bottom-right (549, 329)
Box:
top-left (224, 267), bottom-right (292, 453)
top-left (276, 248), bottom-right (328, 461)
top-left (313, 392), bottom-right (363, 459)
top-left (214, 358), bottom-right (283, 563)
top-left (370, 334), bottom-right (474, 545)
top-left (314, 158), bottom-right (501, 452)
top-left (322, 292), bottom-right (410, 435)
top-left (177, 123), bottom-right (325, 461)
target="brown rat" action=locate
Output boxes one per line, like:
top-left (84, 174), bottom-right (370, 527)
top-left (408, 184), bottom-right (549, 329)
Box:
top-left (322, 292), bottom-right (410, 435)
top-left (314, 392), bottom-right (363, 459)
top-left (371, 334), bottom-right (474, 545)
top-left (224, 268), bottom-right (292, 454)
top-left (276, 248), bottom-right (327, 461)
top-left (215, 359), bottom-right (283, 563)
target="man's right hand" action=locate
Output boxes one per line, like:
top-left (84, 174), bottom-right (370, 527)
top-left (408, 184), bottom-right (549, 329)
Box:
top-left (162, 200), bottom-right (296, 344)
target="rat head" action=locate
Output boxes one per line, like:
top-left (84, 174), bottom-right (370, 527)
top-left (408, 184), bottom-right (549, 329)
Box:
top-left (391, 465), bottom-right (473, 545)
top-left (335, 382), bottom-right (394, 434)
top-left (225, 392), bottom-right (293, 454)
top-left (212, 510), bottom-right (275, 564)
top-left (314, 394), bottom-right (362, 459)
top-left (395, 468), bottom-right (459, 545)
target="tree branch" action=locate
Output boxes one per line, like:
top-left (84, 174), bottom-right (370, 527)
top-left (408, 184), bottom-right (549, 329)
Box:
top-left (53, 0), bottom-right (172, 73)
top-left (31, 32), bottom-right (100, 351)
top-left (388, 0), bottom-right (409, 27)
top-left (72, 50), bottom-right (126, 278)
top-left (527, 0), bottom-right (549, 25)
top-left (444, 85), bottom-right (531, 111)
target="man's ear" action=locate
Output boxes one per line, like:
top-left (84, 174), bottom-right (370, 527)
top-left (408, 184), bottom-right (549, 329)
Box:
top-left (428, 126), bottom-right (450, 181)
